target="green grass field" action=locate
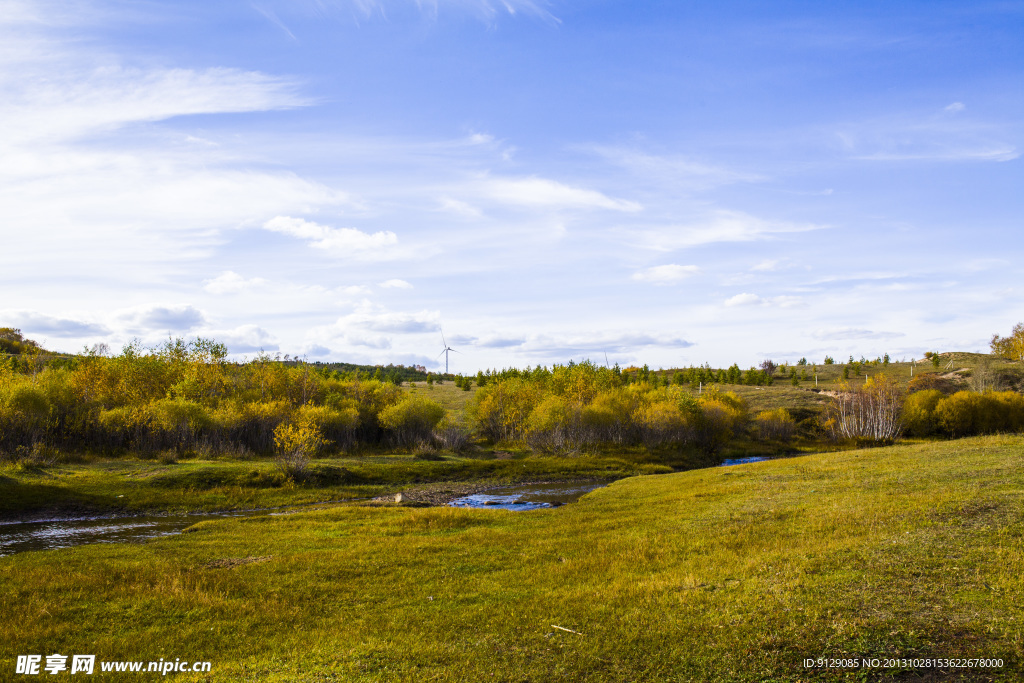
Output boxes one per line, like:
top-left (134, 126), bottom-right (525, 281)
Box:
top-left (2, 435), bottom-right (1021, 681)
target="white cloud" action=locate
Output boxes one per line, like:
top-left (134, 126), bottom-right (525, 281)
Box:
top-left (380, 279), bottom-right (413, 289)
top-left (751, 259), bottom-right (780, 272)
top-left (203, 271), bottom-right (268, 294)
top-left (304, 343), bottom-right (332, 358)
top-left (632, 210), bottom-right (823, 251)
top-left (724, 293), bottom-right (803, 308)
top-left (338, 285), bottom-right (372, 296)
top-left (632, 264), bottom-right (699, 284)
top-left (214, 324), bottom-right (279, 354)
top-left (476, 336), bottom-right (526, 348)
top-left (1, 310), bottom-right (109, 337)
top-left (263, 216), bottom-right (398, 252)
top-left (437, 197), bottom-right (483, 218)
top-left (813, 328), bottom-right (906, 341)
top-left (478, 176), bottom-right (642, 212)
top-left (310, 306), bottom-right (441, 345)
top-left (515, 332), bottom-right (694, 358)
top-left (0, 24), bottom-right (349, 277)
top-left (2, 64), bottom-right (307, 147)
top-left (837, 110), bottom-right (1019, 162)
top-left (588, 146), bottom-right (763, 190)
top-left (116, 305), bottom-right (206, 332)
top-left (313, 0), bottom-right (561, 24)
top-left (724, 293), bottom-right (763, 307)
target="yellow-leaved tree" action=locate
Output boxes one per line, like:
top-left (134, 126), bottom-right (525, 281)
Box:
top-left (991, 322), bottom-right (1024, 362)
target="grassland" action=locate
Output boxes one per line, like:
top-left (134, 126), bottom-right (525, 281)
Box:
top-left (404, 380), bottom-right (479, 417)
top-left (2, 435), bottom-right (1021, 681)
top-left (0, 450), bottom-right (677, 521)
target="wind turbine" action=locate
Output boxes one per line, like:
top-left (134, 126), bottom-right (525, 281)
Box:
top-left (438, 329), bottom-right (459, 374)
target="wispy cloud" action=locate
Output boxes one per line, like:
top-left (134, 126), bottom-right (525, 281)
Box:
top-left (476, 176), bottom-right (642, 212)
top-left (2, 64), bottom-right (307, 147)
top-left (515, 332), bottom-right (695, 359)
top-left (630, 210), bottom-right (824, 251)
top-left (436, 197), bottom-right (483, 218)
top-left (836, 108), bottom-right (1019, 162)
top-left (724, 293), bottom-right (803, 308)
top-left (204, 271), bottom-right (269, 294)
top-left (263, 216), bottom-right (398, 252)
top-left (632, 264), bottom-right (699, 284)
top-left (751, 259), bottom-right (781, 272)
top-left (380, 279), bottom-right (413, 289)
top-left (312, 306), bottom-right (441, 339)
top-left (293, 0), bottom-right (560, 24)
top-left (252, 4), bottom-right (298, 40)
top-left (812, 328), bottom-right (906, 341)
top-left (587, 146), bottom-right (763, 190)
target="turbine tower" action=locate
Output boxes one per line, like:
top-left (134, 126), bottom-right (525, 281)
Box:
top-left (438, 329), bottom-right (459, 374)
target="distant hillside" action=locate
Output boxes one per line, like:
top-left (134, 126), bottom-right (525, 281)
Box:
top-left (0, 328), bottom-right (47, 355)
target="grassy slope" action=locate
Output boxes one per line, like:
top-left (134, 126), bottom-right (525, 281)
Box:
top-left (2, 435), bottom-right (1022, 681)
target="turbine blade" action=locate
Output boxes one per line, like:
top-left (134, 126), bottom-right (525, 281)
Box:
top-left (441, 328), bottom-right (447, 348)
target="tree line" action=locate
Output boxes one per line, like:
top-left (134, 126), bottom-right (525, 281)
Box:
top-left (2, 322), bottom-right (1023, 470)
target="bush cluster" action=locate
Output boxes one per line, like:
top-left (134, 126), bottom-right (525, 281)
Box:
top-left (0, 338), bottom-right (452, 460)
top-left (468, 361), bottom-right (748, 453)
top-left (904, 390), bottom-right (1024, 438)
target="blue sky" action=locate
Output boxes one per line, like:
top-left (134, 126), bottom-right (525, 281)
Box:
top-left (2, 0), bottom-right (1022, 371)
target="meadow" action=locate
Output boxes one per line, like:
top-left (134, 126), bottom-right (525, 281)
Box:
top-left (1, 435), bottom-right (1022, 681)
top-left (3, 331), bottom-right (1024, 680)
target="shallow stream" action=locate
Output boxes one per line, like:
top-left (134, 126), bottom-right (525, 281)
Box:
top-left (1, 461), bottom-right (773, 555)
top-left (0, 510), bottom-right (271, 557)
top-left (719, 456), bottom-right (770, 466)
top-left (447, 482), bottom-right (607, 510)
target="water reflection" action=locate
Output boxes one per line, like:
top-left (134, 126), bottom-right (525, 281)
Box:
top-left (0, 512), bottom-right (260, 557)
top-left (720, 456), bottom-right (770, 466)
top-left (448, 482), bottom-right (606, 510)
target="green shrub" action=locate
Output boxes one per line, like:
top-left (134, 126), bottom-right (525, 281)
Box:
top-left (637, 399), bottom-right (691, 447)
top-left (693, 399), bottom-right (741, 452)
top-left (378, 395), bottom-right (446, 447)
top-left (4, 384), bottom-right (50, 420)
top-left (433, 414), bottom-right (471, 452)
top-left (754, 408), bottom-right (796, 441)
top-left (526, 395), bottom-right (574, 452)
top-left (273, 422), bottom-right (324, 480)
top-left (902, 389), bottom-right (944, 437)
top-left (293, 403), bottom-right (359, 452)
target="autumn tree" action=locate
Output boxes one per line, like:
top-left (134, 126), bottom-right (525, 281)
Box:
top-left (991, 322), bottom-right (1024, 362)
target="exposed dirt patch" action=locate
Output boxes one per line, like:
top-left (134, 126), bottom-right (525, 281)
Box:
top-left (928, 499), bottom-right (1011, 530)
top-left (369, 482), bottom-right (495, 506)
top-left (202, 555), bottom-right (272, 569)
top-left (368, 478), bottom-right (614, 507)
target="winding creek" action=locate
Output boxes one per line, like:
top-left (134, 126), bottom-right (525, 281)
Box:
top-left (1, 457), bottom-right (777, 556)
top-left (0, 510), bottom-right (273, 557)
